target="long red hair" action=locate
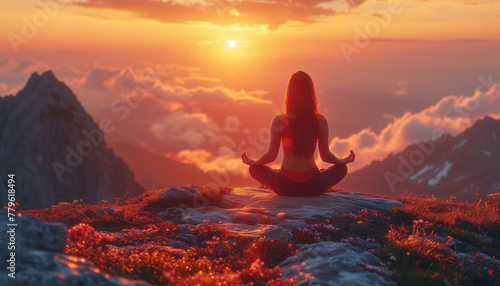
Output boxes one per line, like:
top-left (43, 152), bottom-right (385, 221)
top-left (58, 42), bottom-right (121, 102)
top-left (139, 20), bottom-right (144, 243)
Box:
top-left (283, 71), bottom-right (321, 157)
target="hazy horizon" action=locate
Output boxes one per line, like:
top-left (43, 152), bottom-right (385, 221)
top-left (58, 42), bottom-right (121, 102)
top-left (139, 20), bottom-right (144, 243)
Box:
top-left (2, 0), bottom-right (500, 181)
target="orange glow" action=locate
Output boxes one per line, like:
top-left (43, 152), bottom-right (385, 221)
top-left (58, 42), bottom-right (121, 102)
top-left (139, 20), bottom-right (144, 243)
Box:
top-left (3, 0), bottom-right (500, 197)
top-left (2, 1), bottom-right (498, 64)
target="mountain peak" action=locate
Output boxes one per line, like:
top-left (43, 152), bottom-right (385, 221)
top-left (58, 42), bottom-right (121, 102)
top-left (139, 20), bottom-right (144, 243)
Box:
top-left (340, 115), bottom-right (500, 201)
top-left (39, 70), bottom-right (58, 82)
top-left (26, 70), bottom-right (58, 88)
top-left (0, 71), bottom-right (141, 209)
top-left (465, 116), bottom-right (500, 139)
top-left (19, 70), bottom-right (76, 105)
top-left (472, 115), bottom-right (497, 128)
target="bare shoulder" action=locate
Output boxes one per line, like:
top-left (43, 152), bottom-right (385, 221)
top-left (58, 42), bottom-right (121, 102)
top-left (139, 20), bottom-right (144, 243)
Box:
top-left (317, 114), bottom-right (328, 126)
top-left (271, 114), bottom-right (284, 132)
top-left (316, 113), bottom-right (327, 121)
top-left (272, 114), bottom-right (285, 125)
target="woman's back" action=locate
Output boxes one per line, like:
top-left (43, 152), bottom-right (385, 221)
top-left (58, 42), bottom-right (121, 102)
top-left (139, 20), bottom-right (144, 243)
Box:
top-left (241, 71), bottom-right (354, 196)
top-left (279, 114), bottom-right (321, 172)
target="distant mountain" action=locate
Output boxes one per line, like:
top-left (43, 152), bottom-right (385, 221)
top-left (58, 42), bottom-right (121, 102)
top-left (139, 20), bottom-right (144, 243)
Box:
top-left (339, 116), bottom-right (500, 202)
top-left (108, 141), bottom-right (214, 189)
top-left (108, 140), bottom-right (254, 190)
top-left (0, 71), bottom-right (141, 209)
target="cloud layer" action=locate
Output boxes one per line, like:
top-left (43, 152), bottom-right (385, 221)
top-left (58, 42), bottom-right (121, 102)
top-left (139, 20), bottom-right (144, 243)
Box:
top-left (68, 0), bottom-right (351, 29)
top-left (322, 84), bottom-right (500, 171)
top-left (3, 58), bottom-right (500, 179)
top-left (0, 59), bottom-right (271, 176)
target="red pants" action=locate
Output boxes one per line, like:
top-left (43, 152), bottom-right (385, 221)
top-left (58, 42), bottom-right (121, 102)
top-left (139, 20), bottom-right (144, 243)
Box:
top-left (248, 164), bottom-right (347, 196)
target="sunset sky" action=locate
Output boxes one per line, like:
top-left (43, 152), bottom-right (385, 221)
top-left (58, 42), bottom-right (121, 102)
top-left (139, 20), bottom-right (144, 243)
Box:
top-left (1, 0), bottom-right (500, 179)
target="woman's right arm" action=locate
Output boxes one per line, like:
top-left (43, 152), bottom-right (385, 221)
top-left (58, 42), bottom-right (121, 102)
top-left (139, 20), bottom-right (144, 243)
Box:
top-left (318, 115), bottom-right (355, 165)
top-left (242, 115), bottom-right (282, 166)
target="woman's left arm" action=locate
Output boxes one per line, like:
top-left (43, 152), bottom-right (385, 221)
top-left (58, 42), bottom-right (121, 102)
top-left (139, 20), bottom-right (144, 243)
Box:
top-left (241, 116), bottom-right (282, 166)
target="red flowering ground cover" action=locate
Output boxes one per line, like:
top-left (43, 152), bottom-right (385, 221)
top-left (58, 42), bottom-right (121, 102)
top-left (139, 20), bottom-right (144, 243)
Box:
top-left (25, 187), bottom-right (500, 285)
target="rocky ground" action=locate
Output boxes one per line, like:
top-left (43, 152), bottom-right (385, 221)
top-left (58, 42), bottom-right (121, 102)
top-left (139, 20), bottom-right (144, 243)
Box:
top-left (1, 187), bottom-right (498, 285)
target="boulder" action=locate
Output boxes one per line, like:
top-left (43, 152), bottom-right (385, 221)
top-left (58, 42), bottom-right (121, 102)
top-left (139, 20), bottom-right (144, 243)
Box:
top-left (158, 187), bottom-right (196, 207)
top-left (279, 241), bottom-right (396, 286)
top-left (98, 207), bottom-right (116, 216)
top-left (174, 233), bottom-right (198, 245)
top-left (160, 187), bottom-right (192, 201)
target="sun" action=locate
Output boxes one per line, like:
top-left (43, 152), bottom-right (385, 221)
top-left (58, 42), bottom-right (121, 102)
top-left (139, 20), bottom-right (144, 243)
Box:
top-left (227, 40), bottom-right (237, 48)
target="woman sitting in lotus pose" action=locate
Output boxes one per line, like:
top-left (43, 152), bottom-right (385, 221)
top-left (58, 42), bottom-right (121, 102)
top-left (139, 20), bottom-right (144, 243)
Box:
top-left (241, 71), bottom-right (355, 196)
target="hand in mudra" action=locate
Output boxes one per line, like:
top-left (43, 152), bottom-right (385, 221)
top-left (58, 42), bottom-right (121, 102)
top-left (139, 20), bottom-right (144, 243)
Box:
top-left (345, 150), bottom-right (355, 164)
top-left (241, 152), bottom-right (256, 165)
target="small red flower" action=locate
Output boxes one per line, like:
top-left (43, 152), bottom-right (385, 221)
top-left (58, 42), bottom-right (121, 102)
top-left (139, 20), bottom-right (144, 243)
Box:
top-left (487, 269), bottom-right (494, 276)
top-left (274, 266), bottom-right (281, 273)
top-left (67, 223), bottom-right (101, 246)
top-left (415, 260), bottom-right (422, 267)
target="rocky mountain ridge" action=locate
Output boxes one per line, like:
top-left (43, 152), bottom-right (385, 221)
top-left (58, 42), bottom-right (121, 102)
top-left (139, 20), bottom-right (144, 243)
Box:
top-left (340, 116), bottom-right (500, 201)
top-left (0, 71), bottom-right (141, 209)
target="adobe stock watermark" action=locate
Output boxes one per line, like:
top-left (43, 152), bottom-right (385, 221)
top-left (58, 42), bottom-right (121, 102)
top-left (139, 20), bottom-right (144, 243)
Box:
top-left (340, 0), bottom-right (404, 64)
top-left (384, 74), bottom-right (500, 193)
top-left (5, 174), bottom-right (17, 279)
top-left (7, 0), bottom-right (61, 54)
top-left (51, 65), bottom-right (170, 182)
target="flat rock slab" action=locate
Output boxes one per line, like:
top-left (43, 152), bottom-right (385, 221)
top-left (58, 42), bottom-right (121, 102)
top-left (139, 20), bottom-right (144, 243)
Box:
top-left (180, 187), bottom-right (404, 239)
top-left (279, 241), bottom-right (396, 286)
top-left (226, 188), bottom-right (404, 217)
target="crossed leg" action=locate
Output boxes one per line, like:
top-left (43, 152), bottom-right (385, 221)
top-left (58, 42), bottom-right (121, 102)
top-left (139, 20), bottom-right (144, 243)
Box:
top-left (248, 165), bottom-right (279, 190)
top-left (320, 164), bottom-right (348, 190)
top-left (248, 164), bottom-right (348, 194)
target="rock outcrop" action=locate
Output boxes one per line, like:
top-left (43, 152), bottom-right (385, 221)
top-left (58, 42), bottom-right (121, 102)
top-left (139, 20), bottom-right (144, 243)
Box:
top-left (279, 241), bottom-right (396, 286)
top-left (162, 187), bottom-right (404, 240)
top-left (0, 210), bottom-right (150, 286)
